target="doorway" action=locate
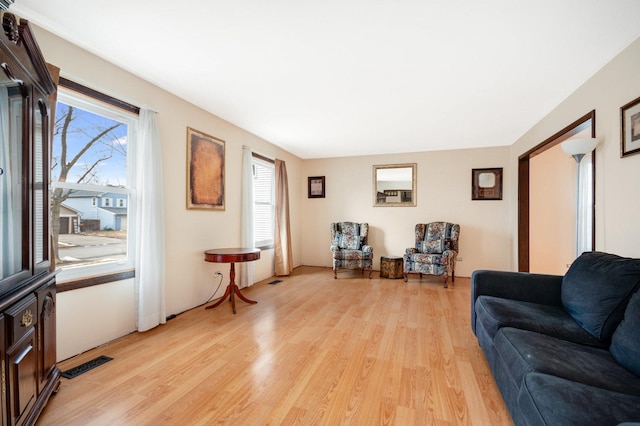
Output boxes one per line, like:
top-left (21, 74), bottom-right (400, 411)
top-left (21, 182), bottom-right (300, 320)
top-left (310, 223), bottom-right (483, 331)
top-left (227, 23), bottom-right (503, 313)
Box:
top-left (517, 111), bottom-right (596, 272)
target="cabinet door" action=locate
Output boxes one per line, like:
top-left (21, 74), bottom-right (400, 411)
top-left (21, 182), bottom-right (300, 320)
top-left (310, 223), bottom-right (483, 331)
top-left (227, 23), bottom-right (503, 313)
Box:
top-left (33, 95), bottom-right (51, 274)
top-left (7, 330), bottom-right (36, 426)
top-left (0, 314), bottom-right (6, 426)
top-left (0, 56), bottom-right (29, 292)
top-left (5, 295), bottom-right (38, 426)
top-left (37, 281), bottom-right (56, 390)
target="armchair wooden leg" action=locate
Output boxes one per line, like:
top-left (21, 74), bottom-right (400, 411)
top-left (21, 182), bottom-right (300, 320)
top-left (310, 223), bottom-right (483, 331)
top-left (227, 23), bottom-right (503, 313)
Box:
top-left (368, 269), bottom-right (372, 279)
top-left (443, 276), bottom-right (448, 288)
top-left (334, 268), bottom-right (337, 279)
top-left (403, 273), bottom-right (408, 282)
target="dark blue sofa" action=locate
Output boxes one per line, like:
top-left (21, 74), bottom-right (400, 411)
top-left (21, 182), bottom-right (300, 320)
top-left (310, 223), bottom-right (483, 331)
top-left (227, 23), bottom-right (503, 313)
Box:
top-left (471, 252), bottom-right (640, 425)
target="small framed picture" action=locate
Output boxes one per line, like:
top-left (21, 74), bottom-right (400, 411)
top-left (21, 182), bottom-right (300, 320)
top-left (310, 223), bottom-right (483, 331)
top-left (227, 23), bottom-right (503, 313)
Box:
top-left (308, 176), bottom-right (325, 198)
top-left (621, 95), bottom-right (640, 158)
top-left (472, 168), bottom-right (503, 200)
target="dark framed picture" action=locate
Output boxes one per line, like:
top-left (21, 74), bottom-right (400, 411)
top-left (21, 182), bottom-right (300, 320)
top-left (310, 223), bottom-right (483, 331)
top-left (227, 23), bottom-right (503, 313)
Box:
top-left (308, 176), bottom-right (325, 198)
top-left (621, 95), bottom-right (640, 158)
top-left (472, 168), bottom-right (503, 200)
top-left (186, 127), bottom-right (225, 210)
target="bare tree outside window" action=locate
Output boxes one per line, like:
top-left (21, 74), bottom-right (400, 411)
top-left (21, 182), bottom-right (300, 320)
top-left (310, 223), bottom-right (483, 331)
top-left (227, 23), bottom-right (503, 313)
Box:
top-left (51, 101), bottom-right (129, 268)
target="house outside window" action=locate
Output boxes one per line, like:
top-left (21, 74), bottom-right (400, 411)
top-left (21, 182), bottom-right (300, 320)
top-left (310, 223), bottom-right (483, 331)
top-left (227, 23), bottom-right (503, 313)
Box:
top-left (51, 85), bottom-right (138, 284)
top-left (252, 155), bottom-right (275, 248)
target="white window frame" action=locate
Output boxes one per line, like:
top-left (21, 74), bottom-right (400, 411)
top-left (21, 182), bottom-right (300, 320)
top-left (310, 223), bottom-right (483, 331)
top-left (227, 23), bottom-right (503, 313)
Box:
top-left (252, 155), bottom-right (275, 249)
top-left (51, 89), bottom-right (138, 283)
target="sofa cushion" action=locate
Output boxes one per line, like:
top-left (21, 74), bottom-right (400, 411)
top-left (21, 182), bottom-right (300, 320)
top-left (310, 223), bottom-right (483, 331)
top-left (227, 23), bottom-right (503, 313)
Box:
top-left (518, 373), bottom-right (640, 426)
top-left (610, 289), bottom-right (640, 377)
top-left (409, 252), bottom-right (444, 265)
top-left (494, 327), bottom-right (640, 396)
top-left (425, 222), bottom-right (451, 242)
top-left (336, 231), bottom-right (362, 250)
top-left (475, 295), bottom-right (604, 347)
top-left (420, 238), bottom-right (445, 254)
top-left (561, 251), bottom-right (640, 342)
top-left (332, 249), bottom-right (371, 260)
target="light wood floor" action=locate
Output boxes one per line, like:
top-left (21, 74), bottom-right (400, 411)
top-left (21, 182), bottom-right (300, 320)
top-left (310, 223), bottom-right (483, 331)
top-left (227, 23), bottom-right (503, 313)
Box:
top-left (38, 266), bottom-right (511, 425)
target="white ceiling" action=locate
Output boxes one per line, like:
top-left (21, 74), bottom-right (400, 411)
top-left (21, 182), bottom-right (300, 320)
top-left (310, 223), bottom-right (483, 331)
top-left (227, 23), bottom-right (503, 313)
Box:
top-left (10, 1), bottom-right (640, 159)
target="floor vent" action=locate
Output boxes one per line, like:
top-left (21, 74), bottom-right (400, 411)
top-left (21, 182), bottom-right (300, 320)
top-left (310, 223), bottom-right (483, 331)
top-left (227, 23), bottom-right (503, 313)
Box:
top-left (61, 356), bottom-right (113, 379)
top-left (268, 279), bottom-right (283, 285)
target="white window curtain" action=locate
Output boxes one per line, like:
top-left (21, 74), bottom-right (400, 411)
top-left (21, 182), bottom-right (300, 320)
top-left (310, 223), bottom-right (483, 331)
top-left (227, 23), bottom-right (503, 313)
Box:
top-left (274, 159), bottom-right (293, 276)
top-left (577, 153), bottom-right (593, 255)
top-left (240, 146), bottom-right (255, 288)
top-left (135, 109), bottom-right (166, 332)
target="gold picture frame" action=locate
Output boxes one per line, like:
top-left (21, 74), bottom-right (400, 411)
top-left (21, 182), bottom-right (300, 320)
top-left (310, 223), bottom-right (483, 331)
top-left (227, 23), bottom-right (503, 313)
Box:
top-left (373, 163), bottom-right (417, 207)
top-left (186, 127), bottom-right (225, 210)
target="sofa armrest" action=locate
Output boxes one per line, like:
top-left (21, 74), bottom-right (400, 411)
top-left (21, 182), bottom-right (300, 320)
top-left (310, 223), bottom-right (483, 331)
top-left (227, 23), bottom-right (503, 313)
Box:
top-left (471, 270), bottom-right (564, 334)
top-left (441, 249), bottom-right (456, 262)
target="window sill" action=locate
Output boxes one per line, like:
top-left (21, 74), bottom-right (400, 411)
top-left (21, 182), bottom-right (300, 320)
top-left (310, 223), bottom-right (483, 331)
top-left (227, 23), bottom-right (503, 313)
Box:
top-left (57, 269), bottom-right (135, 293)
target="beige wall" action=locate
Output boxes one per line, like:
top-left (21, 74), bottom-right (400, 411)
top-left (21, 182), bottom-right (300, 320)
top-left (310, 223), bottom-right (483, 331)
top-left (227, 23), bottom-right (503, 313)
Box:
top-left (32, 26), bottom-right (304, 361)
top-left (300, 147), bottom-right (513, 277)
top-left (530, 144), bottom-right (574, 274)
top-left (510, 37), bottom-right (640, 264)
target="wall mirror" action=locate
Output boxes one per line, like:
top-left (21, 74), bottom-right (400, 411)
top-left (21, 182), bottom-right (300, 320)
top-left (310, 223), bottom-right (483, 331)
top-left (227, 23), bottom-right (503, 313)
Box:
top-left (373, 163), bottom-right (417, 206)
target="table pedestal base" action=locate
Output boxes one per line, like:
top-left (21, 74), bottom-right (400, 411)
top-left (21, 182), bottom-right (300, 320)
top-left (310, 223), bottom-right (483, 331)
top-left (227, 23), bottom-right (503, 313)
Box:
top-left (206, 262), bottom-right (257, 314)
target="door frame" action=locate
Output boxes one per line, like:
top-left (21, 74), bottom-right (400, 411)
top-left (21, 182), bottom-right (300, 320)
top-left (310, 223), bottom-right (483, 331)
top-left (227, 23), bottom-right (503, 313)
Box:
top-left (517, 110), bottom-right (596, 271)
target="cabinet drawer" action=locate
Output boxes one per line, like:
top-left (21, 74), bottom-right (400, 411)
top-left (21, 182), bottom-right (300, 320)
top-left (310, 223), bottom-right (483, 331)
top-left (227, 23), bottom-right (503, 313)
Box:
top-left (6, 295), bottom-right (38, 346)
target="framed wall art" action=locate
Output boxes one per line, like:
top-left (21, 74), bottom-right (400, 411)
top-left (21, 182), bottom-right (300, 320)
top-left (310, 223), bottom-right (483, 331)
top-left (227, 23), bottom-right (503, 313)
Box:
top-left (308, 176), bottom-right (325, 198)
top-left (373, 163), bottom-right (417, 207)
top-left (472, 167), bottom-right (503, 200)
top-left (186, 127), bottom-right (225, 210)
top-left (621, 95), bottom-right (640, 158)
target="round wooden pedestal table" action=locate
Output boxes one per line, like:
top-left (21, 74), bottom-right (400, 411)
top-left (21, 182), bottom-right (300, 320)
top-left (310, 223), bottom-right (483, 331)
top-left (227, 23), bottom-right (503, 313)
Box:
top-left (204, 248), bottom-right (260, 314)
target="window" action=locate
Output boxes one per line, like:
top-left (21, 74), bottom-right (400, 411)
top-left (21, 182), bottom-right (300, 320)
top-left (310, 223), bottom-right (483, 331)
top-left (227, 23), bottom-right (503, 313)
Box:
top-left (252, 155), bottom-right (275, 248)
top-left (51, 84), bottom-right (138, 284)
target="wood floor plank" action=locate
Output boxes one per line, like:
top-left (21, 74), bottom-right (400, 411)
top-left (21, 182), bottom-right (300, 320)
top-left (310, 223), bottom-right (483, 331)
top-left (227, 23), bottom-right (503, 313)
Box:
top-left (38, 266), bottom-right (511, 425)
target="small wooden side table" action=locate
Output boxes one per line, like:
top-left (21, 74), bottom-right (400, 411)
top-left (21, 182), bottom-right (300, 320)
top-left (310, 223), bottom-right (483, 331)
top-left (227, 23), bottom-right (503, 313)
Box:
top-left (380, 256), bottom-right (404, 279)
top-left (204, 248), bottom-right (260, 314)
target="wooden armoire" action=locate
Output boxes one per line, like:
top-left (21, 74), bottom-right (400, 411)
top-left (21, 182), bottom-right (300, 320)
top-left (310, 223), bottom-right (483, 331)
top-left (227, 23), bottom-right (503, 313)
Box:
top-left (0, 5), bottom-right (61, 425)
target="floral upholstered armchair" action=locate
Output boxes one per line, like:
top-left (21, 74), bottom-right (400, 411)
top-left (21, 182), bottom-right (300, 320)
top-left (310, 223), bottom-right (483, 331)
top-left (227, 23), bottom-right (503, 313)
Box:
top-left (403, 222), bottom-right (460, 288)
top-left (330, 222), bottom-right (373, 279)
